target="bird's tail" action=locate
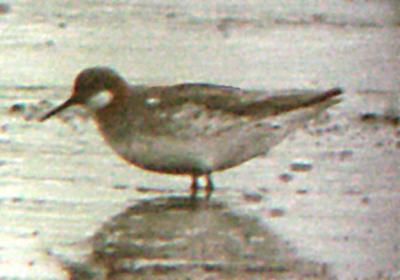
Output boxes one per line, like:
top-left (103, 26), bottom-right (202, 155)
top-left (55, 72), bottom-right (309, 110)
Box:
top-left (266, 87), bottom-right (344, 115)
top-left (233, 88), bottom-right (343, 117)
top-left (255, 87), bottom-right (344, 149)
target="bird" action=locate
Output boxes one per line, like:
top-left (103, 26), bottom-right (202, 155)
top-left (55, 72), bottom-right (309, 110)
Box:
top-left (40, 66), bottom-right (343, 200)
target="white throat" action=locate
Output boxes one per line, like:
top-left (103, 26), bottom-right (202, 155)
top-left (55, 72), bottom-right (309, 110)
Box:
top-left (86, 91), bottom-right (113, 110)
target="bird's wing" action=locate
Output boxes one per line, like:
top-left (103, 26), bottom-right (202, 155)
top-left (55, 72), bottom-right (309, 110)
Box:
top-left (148, 83), bottom-right (342, 117)
top-left (225, 87), bottom-right (343, 117)
top-left (135, 84), bottom-right (342, 138)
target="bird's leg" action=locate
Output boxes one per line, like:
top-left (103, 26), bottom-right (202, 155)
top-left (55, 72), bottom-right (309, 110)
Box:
top-left (205, 174), bottom-right (215, 201)
top-left (190, 176), bottom-right (200, 201)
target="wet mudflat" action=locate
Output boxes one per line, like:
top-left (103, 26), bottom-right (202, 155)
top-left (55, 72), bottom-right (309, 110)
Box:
top-left (0, 1), bottom-right (399, 279)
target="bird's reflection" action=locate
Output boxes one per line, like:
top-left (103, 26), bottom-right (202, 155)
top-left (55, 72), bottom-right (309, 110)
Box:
top-left (66, 196), bottom-right (332, 279)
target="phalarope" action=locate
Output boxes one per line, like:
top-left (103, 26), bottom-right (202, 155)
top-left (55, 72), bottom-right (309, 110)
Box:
top-left (40, 67), bottom-right (343, 200)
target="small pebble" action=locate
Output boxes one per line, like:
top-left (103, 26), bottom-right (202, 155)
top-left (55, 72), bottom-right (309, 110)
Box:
top-left (136, 186), bottom-right (172, 193)
top-left (58, 22), bottom-right (67, 28)
top-left (360, 112), bottom-right (379, 122)
top-left (113, 184), bottom-right (128, 190)
top-left (278, 173), bottom-right (294, 183)
top-left (361, 196), bottom-right (370, 205)
top-left (360, 112), bottom-right (400, 126)
top-left (312, 13), bottom-right (325, 23)
top-left (338, 150), bottom-right (353, 160)
top-left (296, 189), bottom-right (308, 195)
top-left (136, 186), bottom-right (152, 193)
top-left (165, 12), bottom-right (177, 18)
top-left (257, 187), bottom-right (270, 193)
top-left (269, 208), bottom-right (285, 217)
top-left (384, 115), bottom-right (400, 125)
top-left (242, 191), bottom-right (263, 203)
top-left (290, 160), bottom-right (313, 172)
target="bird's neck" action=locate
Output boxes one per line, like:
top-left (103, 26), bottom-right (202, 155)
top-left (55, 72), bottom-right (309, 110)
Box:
top-left (106, 76), bottom-right (130, 99)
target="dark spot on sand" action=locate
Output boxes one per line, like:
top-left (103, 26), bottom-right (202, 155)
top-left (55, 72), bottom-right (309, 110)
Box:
top-left (242, 191), bottom-right (263, 203)
top-left (58, 22), bottom-right (67, 28)
top-left (165, 12), bottom-right (177, 19)
top-left (360, 112), bottom-right (378, 121)
top-left (113, 184), bottom-right (128, 190)
top-left (271, 124), bottom-right (281, 130)
top-left (360, 112), bottom-right (400, 126)
top-left (136, 186), bottom-right (152, 193)
top-left (278, 173), bottom-right (294, 183)
top-left (296, 189), bottom-right (308, 195)
top-left (269, 208), bottom-right (285, 218)
top-left (312, 13), bottom-right (325, 23)
top-left (338, 150), bottom-right (353, 160)
top-left (290, 160), bottom-right (313, 172)
top-left (344, 189), bottom-right (362, 196)
top-left (384, 115), bottom-right (400, 125)
top-left (136, 186), bottom-right (174, 193)
top-left (361, 196), bottom-right (370, 205)
top-left (258, 187), bottom-right (270, 193)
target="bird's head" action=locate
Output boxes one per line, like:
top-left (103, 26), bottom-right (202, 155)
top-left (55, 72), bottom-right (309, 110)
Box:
top-left (40, 66), bottom-right (125, 121)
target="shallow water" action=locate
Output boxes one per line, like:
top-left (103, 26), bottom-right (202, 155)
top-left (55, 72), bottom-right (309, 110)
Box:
top-left (0, 1), bottom-right (399, 279)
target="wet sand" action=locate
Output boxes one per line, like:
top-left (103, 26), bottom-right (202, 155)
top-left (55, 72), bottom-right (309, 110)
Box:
top-left (0, 1), bottom-right (399, 279)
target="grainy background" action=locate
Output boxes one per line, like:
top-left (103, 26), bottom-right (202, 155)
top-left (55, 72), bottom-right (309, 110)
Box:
top-left (0, 1), bottom-right (399, 279)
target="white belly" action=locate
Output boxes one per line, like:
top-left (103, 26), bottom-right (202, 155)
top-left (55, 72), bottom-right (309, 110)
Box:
top-left (109, 135), bottom-right (216, 175)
